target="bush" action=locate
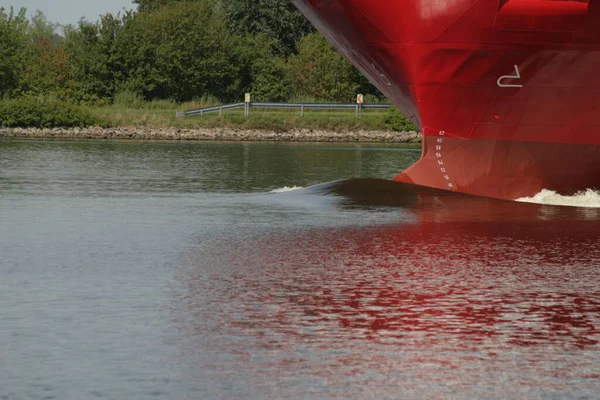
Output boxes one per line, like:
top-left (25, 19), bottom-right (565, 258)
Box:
top-left (0, 97), bottom-right (100, 128)
top-left (113, 90), bottom-right (146, 109)
top-left (383, 106), bottom-right (418, 132)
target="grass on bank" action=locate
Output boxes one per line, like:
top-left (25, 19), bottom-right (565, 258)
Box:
top-left (92, 107), bottom-right (393, 132)
top-left (0, 96), bottom-right (418, 132)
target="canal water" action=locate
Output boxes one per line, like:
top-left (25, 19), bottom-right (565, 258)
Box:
top-left (1, 140), bottom-right (599, 399)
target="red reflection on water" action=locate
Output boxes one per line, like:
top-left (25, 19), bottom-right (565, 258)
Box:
top-left (175, 182), bottom-right (600, 398)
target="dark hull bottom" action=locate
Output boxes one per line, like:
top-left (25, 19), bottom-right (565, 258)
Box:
top-left (395, 137), bottom-right (600, 200)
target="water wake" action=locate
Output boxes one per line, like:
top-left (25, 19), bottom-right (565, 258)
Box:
top-left (516, 189), bottom-right (600, 208)
top-left (270, 186), bottom-right (303, 193)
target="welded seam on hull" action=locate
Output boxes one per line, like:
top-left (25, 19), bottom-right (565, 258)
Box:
top-left (466, 95), bottom-right (499, 138)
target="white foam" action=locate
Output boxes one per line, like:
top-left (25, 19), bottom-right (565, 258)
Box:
top-left (516, 189), bottom-right (600, 208)
top-left (270, 186), bottom-right (303, 193)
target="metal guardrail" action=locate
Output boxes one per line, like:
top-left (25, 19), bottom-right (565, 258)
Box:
top-left (180, 102), bottom-right (246, 117)
top-left (176, 102), bottom-right (391, 118)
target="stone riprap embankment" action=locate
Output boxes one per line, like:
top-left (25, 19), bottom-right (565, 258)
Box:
top-left (0, 127), bottom-right (422, 143)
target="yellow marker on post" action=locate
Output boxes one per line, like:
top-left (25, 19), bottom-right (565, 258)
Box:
top-left (356, 94), bottom-right (364, 118)
top-left (244, 93), bottom-right (251, 116)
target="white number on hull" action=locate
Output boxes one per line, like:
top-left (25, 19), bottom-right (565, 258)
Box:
top-left (436, 130), bottom-right (456, 191)
top-left (497, 65), bottom-right (523, 88)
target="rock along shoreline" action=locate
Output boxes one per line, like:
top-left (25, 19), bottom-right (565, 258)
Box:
top-left (0, 127), bottom-right (422, 143)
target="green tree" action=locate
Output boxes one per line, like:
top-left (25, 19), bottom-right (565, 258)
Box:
top-left (63, 13), bottom-right (125, 103)
top-left (0, 7), bottom-right (29, 98)
top-left (18, 38), bottom-right (73, 99)
top-left (17, 10), bottom-right (74, 99)
top-left (228, 34), bottom-right (288, 102)
top-left (132, 0), bottom-right (187, 11)
top-left (250, 54), bottom-right (288, 101)
top-left (285, 33), bottom-right (362, 102)
top-left (28, 10), bottom-right (62, 44)
top-left (113, 1), bottom-right (237, 102)
top-left (216, 0), bottom-right (313, 55)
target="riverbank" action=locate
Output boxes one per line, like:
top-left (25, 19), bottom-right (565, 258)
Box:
top-left (1, 98), bottom-right (418, 134)
top-left (0, 127), bottom-right (422, 143)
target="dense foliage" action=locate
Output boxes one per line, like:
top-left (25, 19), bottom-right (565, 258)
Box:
top-left (215, 0), bottom-right (314, 55)
top-left (384, 107), bottom-right (418, 132)
top-left (0, 8), bottom-right (29, 97)
top-left (0, 97), bottom-right (100, 128)
top-left (113, 1), bottom-right (238, 101)
top-left (0, 1), bottom-right (398, 117)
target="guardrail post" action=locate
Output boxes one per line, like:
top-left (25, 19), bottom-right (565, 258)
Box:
top-left (301, 105), bottom-right (304, 118)
top-left (244, 93), bottom-right (251, 117)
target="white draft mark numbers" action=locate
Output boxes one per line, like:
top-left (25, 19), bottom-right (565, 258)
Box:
top-left (436, 130), bottom-right (455, 190)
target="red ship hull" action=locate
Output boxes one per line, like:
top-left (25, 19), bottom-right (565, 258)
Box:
top-left (293, 0), bottom-right (600, 200)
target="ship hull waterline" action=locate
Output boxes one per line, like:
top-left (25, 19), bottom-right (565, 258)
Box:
top-left (292, 0), bottom-right (600, 201)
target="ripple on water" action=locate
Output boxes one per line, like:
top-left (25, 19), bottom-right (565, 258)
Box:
top-left (173, 201), bottom-right (600, 399)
